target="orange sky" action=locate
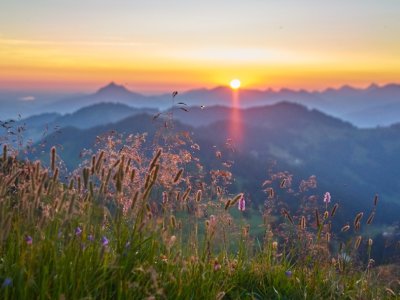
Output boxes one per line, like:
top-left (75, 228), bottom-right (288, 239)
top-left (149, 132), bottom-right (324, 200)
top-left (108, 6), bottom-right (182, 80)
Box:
top-left (1, 1), bottom-right (400, 93)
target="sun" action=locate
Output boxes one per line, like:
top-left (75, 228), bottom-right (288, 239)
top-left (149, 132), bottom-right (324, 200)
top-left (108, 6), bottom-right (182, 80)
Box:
top-left (230, 79), bottom-right (241, 89)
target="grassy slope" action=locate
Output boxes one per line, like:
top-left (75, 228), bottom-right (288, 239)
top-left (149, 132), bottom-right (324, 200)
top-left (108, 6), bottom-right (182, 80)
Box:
top-left (0, 139), bottom-right (399, 299)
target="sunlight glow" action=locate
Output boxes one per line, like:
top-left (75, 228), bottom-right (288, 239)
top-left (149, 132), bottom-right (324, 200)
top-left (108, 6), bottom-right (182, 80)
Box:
top-left (230, 79), bottom-right (241, 89)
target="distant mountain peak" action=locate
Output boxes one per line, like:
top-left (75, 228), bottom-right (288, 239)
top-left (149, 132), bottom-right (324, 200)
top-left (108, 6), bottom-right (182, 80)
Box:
top-left (96, 82), bottom-right (131, 95)
top-left (338, 84), bottom-right (356, 92)
top-left (367, 83), bottom-right (379, 90)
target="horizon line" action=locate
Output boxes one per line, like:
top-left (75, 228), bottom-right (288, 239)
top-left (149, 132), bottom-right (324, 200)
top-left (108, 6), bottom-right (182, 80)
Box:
top-left (0, 81), bottom-right (399, 96)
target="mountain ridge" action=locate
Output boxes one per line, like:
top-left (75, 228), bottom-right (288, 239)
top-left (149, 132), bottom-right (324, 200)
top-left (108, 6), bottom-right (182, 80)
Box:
top-left (2, 81), bottom-right (400, 127)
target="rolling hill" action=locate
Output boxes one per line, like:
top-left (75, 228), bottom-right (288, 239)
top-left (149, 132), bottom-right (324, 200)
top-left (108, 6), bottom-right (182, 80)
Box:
top-left (29, 102), bottom-right (400, 228)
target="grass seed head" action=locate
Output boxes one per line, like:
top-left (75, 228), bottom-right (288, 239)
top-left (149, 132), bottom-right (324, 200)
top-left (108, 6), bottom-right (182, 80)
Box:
top-left (315, 209), bottom-right (321, 227)
top-left (354, 235), bottom-right (362, 249)
top-left (353, 212), bottom-right (363, 227)
top-left (50, 146), bottom-right (56, 172)
top-left (173, 168), bottom-right (184, 184)
top-left (341, 224), bottom-right (350, 232)
top-left (130, 168), bottom-right (136, 183)
top-left (231, 193), bottom-right (243, 207)
top-left (224, 199), bottom-right (231, 210)
top-left (300, 216), bottom-right (306, 230)
top-left (373, 194), bottom-right (378, 206)
top-left (330, 203), bottom-right (339, 217)
top-left (2, 144), bottom-right (7, 163)
top-left (170, 215), bottom-right (176, 228)
top-left (195, 190), bottom-right (202, 202)
top-left (366, 211), bottom-right (375, 225)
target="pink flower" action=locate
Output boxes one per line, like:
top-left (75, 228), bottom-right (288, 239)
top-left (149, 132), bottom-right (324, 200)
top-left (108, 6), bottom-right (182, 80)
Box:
top-left (238, 195), bottom-right (245, 211)
top-left (323, 192), bottom-right (331, 204)
top-left (214, 260), bottom-right (221, 271)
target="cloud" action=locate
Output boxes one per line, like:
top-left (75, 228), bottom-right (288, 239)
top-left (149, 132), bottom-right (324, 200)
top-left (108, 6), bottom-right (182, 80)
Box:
top-left (19, 96), bottom-right (36, 101)
top-left (0, 38), bottom-right (155, 48)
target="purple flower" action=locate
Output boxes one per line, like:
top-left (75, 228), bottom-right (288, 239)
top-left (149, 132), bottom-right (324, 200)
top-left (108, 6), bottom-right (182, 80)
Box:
top-left (323, 192), bottom-right (331, 204)
top-left (238, 195), bottom-right (245, 211)
top-left (285, 270), bottom-right (292, 278)
top-left (88, 234), bottom-right (94, 242)
top-left (101, 236), bottom-right (109, 247)
top-left (25, 235), bottom-right (33, 245)
top-left (75, 227), bottom-right (82, 236)
top-left (2, 277), bottom-right (12, 288)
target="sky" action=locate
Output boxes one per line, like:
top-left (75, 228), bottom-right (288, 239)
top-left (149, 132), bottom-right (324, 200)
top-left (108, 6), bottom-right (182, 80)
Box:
top-left (0, 0), bottom-right (400, 93)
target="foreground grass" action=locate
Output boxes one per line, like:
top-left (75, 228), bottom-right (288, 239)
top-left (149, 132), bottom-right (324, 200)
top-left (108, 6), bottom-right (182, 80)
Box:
top-left (0, 140), bottom-right (398, 299)
top-left (0, 215), bottom-right (391, 299)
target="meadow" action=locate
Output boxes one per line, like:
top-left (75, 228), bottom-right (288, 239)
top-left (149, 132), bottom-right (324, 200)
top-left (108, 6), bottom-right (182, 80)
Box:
top-left (0, 123), bottom-right (399, 300)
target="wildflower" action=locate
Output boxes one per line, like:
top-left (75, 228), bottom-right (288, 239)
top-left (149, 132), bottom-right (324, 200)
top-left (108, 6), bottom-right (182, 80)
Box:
top-left (323, 192), bottom-right (331, 204)
top-left (214, 260), bottom-right (222, 271)
top-left (368, 259), bottom-right (375, 269)
top-left (101, 236), bottom-right (109, 247)
top-left (75, 227), bottom-right (82, 236)
top-left (88, 234), bottom-right (94, 242)
top-left (285, 270), bottom-right (292, 278)
top-left (238, 194), bottom-right (245, 211)
top-left (25, 235), bottom-right (33, 245)
top-left (2, 277), bottom-right (12, 288)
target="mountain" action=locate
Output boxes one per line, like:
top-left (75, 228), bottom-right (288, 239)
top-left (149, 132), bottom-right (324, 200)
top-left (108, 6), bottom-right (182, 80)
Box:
top-left (344, 101), bottom-right (400, 127)
top-left (175, 84), bottom-right (400, 127)
top-left (3, 82), bottom-right (400, 127)
top-left (30, 103), bottom-right (400, 229)
top-left (51, 102), bottom-right (157, 129)
top-left (171, 102), bottom-right (354, 129)
top-left (2, 103), bottom-right (158, 143)
top-left (45, 82), bottom-right (170, 114)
